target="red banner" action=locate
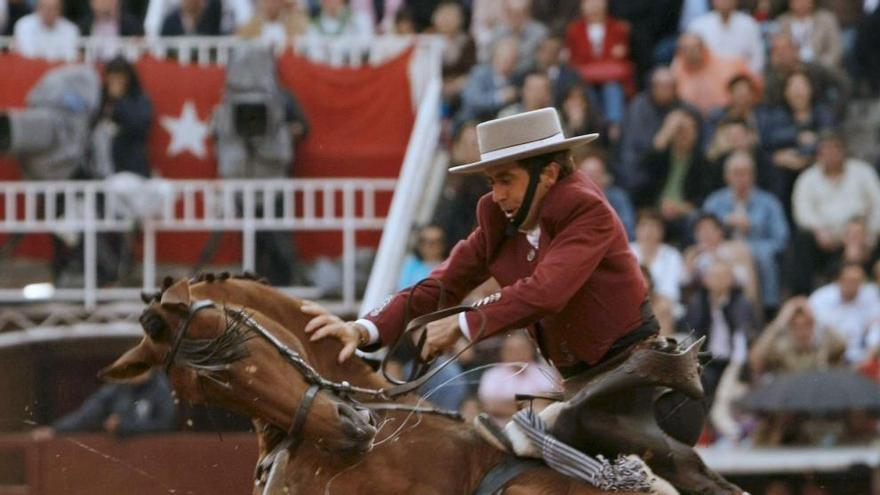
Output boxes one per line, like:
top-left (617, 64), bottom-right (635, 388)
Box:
top-left (0, 48), bottom-right (414, 266)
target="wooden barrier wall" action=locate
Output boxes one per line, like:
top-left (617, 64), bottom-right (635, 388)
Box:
top-left (0, 433), bottom-right (258, 495)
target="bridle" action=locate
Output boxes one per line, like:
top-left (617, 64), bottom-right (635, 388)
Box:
top-left (161, 297), bottom-right (476, 492)
top-left (162, 299), bottom-right (374, 488)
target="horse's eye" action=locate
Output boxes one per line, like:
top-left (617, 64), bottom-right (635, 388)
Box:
top-left (140, 312), bottom-right (169, 340)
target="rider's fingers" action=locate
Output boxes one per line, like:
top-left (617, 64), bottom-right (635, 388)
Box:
top-left (304, 314), bottom-right (334, 334)
top-left (338, 341), bottom-right (358, 364)
top-left (300, 301), bottom-right (328, 316)
top-left (309, 324), bottom-right (339, 342)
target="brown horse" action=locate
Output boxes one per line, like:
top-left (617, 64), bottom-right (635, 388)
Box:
top-left (105, 278), bottom-right (668, 494)
top-left (102, 280), bottom-right (377, 454)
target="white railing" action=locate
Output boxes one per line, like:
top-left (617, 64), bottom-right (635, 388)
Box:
top-left (0, 178), bottom-right (396, 312)
top-left (0, 34), bottom-right (442, 106)
top-left (0, 34), bottom-right (445, 316)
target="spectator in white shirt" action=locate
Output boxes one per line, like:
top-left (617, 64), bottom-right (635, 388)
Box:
top-left (687, 0), bottom-right (765, 74)
top-left (790, 132), bottom-right (880, 294)
top-left (809, 262), bottom-right (880, 364)
top-left (629, 209), bottom-right (685, 305)
top-left (305, 0), bottom-right (373, 39)
top-left (237, 0), bottom-right (307, 48)
top-left (13, 0), bottom-right (79, 61)
top-left (483, 0), bottom-right (547, 75)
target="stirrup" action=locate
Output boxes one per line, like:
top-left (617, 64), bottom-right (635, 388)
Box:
top-left (473, 413), bottom-right (513, 454)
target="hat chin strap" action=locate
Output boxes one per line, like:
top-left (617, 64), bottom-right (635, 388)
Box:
top-left (506, 162), bottom-right (543, 236)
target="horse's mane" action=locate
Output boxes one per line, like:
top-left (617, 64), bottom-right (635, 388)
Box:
top-left (141, 272), bottom-right (271, 303)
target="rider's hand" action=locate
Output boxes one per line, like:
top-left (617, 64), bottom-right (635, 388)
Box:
top-left (421, 314), bottom-right (463, 361)
top-left (302, 301), bottom-right (365, 364)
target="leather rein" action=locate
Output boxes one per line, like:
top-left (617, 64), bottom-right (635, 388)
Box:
top-left (162, 300), bottom-right (356, 488)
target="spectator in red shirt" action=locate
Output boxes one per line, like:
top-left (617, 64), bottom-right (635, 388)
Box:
top-left (564, 0), bottom-right (634, 138)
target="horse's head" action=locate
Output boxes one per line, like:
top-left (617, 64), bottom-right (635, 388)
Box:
top-left (100, 279), bottom-right (377, 454)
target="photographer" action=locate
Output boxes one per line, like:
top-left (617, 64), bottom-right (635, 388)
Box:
top-left (88, 57), bottom-right (154, 284)
top-left (210, 46), bottom-right (308, 285)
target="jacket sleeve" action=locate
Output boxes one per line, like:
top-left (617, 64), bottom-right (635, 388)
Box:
top-left (366, 217), bottom-right (493, 346)
top-left (462, 194), bottom-right (618, 340)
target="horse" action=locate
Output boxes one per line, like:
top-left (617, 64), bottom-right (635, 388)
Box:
top-left (106, 278), bottom-right (672, 494)
top-left (159, 274), bottom-right (745, 494)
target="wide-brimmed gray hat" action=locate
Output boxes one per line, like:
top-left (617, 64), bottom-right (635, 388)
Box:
top-left (449, 107), bottom-right (599, 174)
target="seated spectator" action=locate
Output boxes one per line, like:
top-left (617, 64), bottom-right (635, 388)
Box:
top-left (687, 0), bottom-right (765, 74)
top-left (160, 0), bottom-right (222, 35)
top-left (484, 0), bottom-right (547, 76)
top-left (684, 259), bottom-right (760, 402)
top-left (633, 108), bottom-right (712, 241)
top-left (458, 36), bottom-right (519, 123)
top-left (789, 132), bottom-right (880, 294)
top-left (398, 224), bottom-right (447, 290)
top-left (13, 0), bottom-right (79, 61)
top-left (533, 35), bottom-right (585, 107)
top-left (703, 151), bottom-right (789, 312)
top-left (477, 332), bottom-right (561, 425)
top-left (763, 32), bottom-right (850, 121)
top-left (431, 1), bottom-right (476, 118)
top-left (618, 66), bottom-right (697, 194)
top-left (470, 0), bottom-right (505, 55)
top-left (776, 0), bottom-right (843, 69)
top-left (564, 0), bottom-right (633, 134)
top-left (670, 32), bottom-right (756, 116)
top-left (306, 0), bottom-right (373, 38)
top-left (432, 121), bottom-right (487, 248)
top-left (758, 70), bottom-right (835, 215)
top-left (629, 209), bottom-right (685, 305)
top-left (684, 211), bottom-right (760, 304)
top-left (558, 83), bottom-right (608, 145)
top-left (31, 370), bottom-right (177, 439)
top-left (390, 5), bottom-right (415, 34)
top-left (705, 117), bottom-right (774, 191)
top-left (237, 0), bottom-right (308, 47)
top-left (578, 152), bottom-right (635, 240)
top-left (840, 217), bottom-right (880, 275)
top-left (809, 262), bottom-right (880, 365)
top-left (749, 296), bottom-right (847, 378)
top-left (704, 74), bottom-right (762, 147)
top-left (78, 0), bottom-right (143, 38)
top-left (498, 70), bottom-right (552, 117)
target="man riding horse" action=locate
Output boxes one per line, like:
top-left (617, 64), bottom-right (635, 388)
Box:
top-left (306, 108), bottom-right (744, 494)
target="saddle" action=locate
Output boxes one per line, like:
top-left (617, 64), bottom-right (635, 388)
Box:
top-left (478, 336), bottom-right (745, 494)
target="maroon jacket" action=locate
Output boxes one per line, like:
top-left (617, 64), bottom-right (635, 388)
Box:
top-left (366, 172), bottom-right (648, 367)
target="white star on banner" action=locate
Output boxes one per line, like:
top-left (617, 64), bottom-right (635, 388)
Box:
top-left (161, 100), bottom-right (209, 159)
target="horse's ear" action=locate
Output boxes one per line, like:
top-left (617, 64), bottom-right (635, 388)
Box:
top-left (98, 339), bottom-right (157, 382)
top-left (160, 279), bottom-right (191, 311)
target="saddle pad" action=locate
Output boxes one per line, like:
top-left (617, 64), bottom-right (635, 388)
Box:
top-left (510, 410), bottom-right (653, 493)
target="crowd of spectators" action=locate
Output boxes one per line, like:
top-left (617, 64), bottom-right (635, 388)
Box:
top-left (6, 0), bottom-right (880, 477)
top-left (419, 0), bottom-right (880, 459)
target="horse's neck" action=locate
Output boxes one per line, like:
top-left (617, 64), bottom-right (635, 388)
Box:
top-left (191, 280), bottom-right (391, 389)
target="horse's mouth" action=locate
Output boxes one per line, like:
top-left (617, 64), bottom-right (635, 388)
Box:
top-left (337, 403), bottom-right (377, 452)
